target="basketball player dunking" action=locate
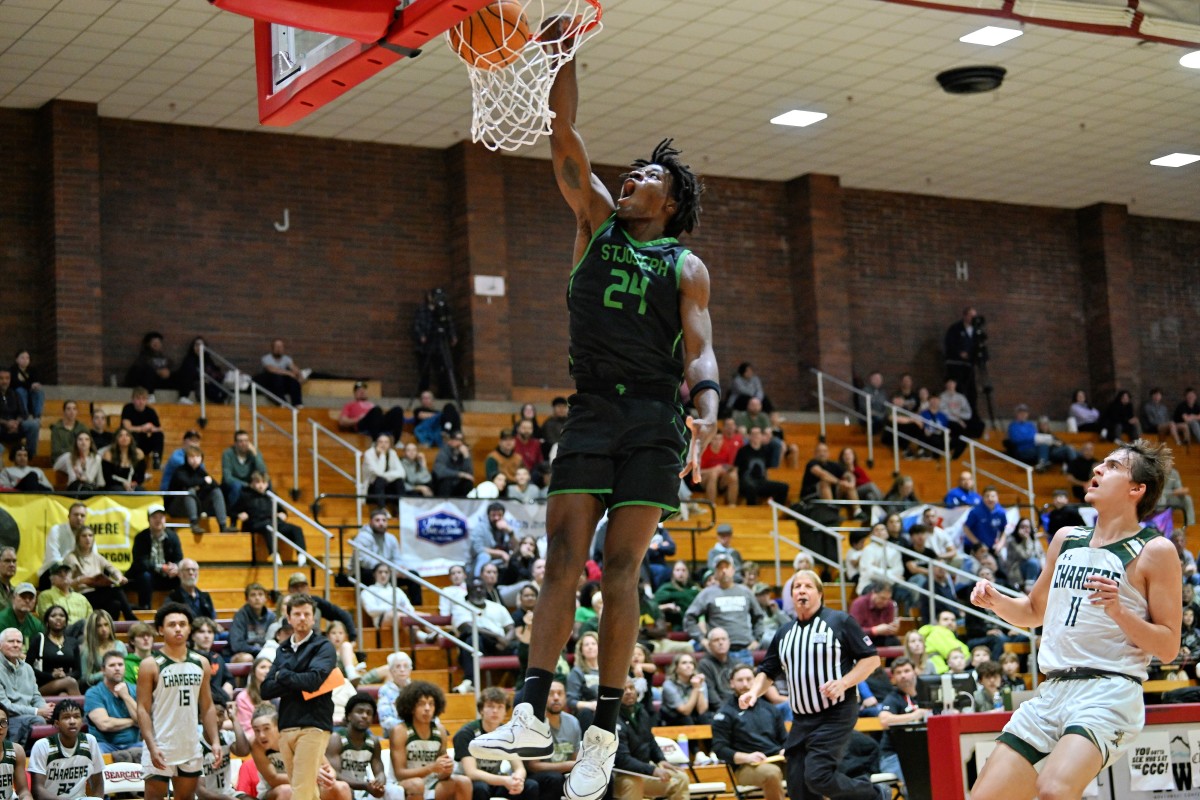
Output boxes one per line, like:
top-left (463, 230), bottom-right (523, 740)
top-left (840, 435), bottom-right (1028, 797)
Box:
top-left (138, 602), bottom-right (221, 800)
top-left (468, 21), bottom-right (720, 800)
top-left (970, 440), bottom-right (1181, 800)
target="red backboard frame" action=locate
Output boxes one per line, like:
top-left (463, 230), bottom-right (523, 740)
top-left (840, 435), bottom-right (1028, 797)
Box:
top-left (212, 0), bottom-right (493, 126)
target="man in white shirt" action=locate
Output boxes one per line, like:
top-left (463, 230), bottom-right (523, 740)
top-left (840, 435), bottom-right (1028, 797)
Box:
top-left (855, 523), bottom-right (903, 596)
top-left (256, 339), bottom-right (308, 407)
top-left (452, 580), bottom-right (514, 685)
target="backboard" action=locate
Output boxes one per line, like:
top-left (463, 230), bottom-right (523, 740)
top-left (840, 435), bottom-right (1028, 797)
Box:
top-left (210, 0), bottom-right (493, 126)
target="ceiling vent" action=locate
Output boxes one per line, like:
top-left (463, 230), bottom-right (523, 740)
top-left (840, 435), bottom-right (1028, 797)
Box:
top-left (936, 65), bottom-right (1007, 93)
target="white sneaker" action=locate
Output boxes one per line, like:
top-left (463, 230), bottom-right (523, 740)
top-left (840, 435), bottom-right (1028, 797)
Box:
top-left (273, 552), bottom-right (282, 566)
top-left (468, 702), bottom-right (553, 760)
top-left (297, 553), bottom-right (307, 567)
top-left (453, 679), bottom-right (474, 694)
top-left (564, 726), bottom-right (618, 800)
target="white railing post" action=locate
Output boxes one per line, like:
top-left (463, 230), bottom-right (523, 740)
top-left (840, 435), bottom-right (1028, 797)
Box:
top-left (198, 342), bottom-right (207, 420)
top-left (250, 382), bottom-right (260, 452)
top-left (355, 451), bottom-right (363, 529)
top-left (969, 443), bottom-right (978, 487)
top-left (772, 503), bottom-right (781, 588)
top-left (233, 369), bottom-right (242, 432)
top-left (291, 406), bottom-right (300, 500)
top-left (865, 395), bottom-right (874, 467)
top-left (311, 422), bottom-right (321, 505)
top-left (943, 428), bottom-right (952, 494)
top-left (816, 372), bottom-right (826, 440)
top-left (891, 406), bottom-right (900, 476)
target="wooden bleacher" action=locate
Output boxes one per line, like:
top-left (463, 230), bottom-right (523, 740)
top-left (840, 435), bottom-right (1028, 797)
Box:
top-left (18, 392), bottom-right (1200, 748)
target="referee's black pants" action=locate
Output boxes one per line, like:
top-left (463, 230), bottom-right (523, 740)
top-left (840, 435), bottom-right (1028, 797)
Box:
top-left (785, 700), bottom-right (878, 800)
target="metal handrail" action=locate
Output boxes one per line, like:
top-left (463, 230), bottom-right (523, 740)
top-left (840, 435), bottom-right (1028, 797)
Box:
top-left (197, 342), bottom-right (245, 431)
top-left (252, 383), bottom-right (301, 501)
top-left (965, 439), bottom-right (1036, 520)
top-left (810, 368), bottom-right (1043, 504)
top-left (310, 421), bottom-right (364, 530)
top-left (811, 368), bottom-right (951, 490)
top-left (347, 544), bottom-right (481, 702)
top-left (267, 490), bottom-right (333, 597)
top-left (813, 370), bottom-right (875, 467)
top-left (768, 501), bottom-right (848, 612)
top-left (887, 404), bottom-right (952, 493)
top-left (196, 342), bottom-right (300, 501)
top-left (766, 498), bottom-right (1039, 686)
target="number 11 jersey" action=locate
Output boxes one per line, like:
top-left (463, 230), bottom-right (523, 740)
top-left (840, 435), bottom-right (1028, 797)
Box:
top-left (1040, 527), bottom-right (1157, 681)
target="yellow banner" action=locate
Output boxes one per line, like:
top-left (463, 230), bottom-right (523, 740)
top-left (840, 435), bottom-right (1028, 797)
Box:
top-left (0, 494), bottom-right (162, 584)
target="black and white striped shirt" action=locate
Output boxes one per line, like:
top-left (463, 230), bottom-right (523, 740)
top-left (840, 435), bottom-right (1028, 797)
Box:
top-left (758, 606), bottom-right (876, 716)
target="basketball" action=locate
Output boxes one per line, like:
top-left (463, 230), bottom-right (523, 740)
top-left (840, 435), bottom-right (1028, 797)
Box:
top-left (448, 0), bottom-right (531, 71)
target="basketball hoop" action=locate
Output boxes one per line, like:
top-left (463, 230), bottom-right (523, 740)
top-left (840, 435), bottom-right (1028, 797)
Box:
top-left (447, 0), bottom-right (603, 152)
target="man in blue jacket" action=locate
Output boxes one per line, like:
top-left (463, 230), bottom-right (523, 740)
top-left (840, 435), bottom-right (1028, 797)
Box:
top-left (260, 594), bottom-right (337, 800)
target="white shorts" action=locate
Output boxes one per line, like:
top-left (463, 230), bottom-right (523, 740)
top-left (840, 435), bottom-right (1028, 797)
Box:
top-left (141, 749), bottom-right (205, 780)
top-left (998, 674), bottom-right (1143, 770)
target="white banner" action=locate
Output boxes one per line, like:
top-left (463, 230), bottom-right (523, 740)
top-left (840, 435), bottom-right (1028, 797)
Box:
top-left (1129, 731), bottom-right (1175, 792)
top-left (398, 498), bottom-right (547, 575)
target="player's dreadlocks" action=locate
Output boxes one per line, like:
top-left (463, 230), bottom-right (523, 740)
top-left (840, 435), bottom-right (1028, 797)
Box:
top-left (633, 138), bottom-right (703, 238)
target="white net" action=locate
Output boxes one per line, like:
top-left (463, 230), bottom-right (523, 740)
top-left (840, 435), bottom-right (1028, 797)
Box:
top-left (446, 0), bottom-right (603, 152)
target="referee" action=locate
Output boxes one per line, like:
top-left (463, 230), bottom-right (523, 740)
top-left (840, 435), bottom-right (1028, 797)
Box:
top-left (739, 570), bottom-right (880, 800)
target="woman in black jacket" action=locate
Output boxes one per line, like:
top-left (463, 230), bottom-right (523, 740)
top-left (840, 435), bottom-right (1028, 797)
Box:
top-left (27, 605), bottom-right (80, 695)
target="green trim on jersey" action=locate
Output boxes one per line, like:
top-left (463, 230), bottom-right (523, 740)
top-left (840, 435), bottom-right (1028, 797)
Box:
top-left (996, 731), bottom-right (1048, 766)
top-left (568, 216), bottom-right (617, 290)
top-left (672, 249), bottom-right (688, 289)
top-left (1058, 525), bottom-right (1159, 566)
top-left (611, 500), bottom-right (679, 514)
top-left (618, 225), bottom-right (680, 249)
top-left (45, 734), bottom-right (93, 763)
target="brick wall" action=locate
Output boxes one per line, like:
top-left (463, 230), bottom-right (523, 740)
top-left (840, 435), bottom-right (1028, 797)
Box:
top-left (0, 109), bottom-right (42, 364)
top-left (843, 189), bottom-right (1088, 418)
top-left (98, 118), bottom-right (452, 396)
top-left (2, 108), bottom-right (1197, 412)
top-left (1129, 215), bottom-right (1200, 403)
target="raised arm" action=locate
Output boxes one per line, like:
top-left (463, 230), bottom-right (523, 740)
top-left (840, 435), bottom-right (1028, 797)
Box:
top-left (547, 45), bottom-right (614, 255)
top-left (679, 254), bottom-right (719, 482)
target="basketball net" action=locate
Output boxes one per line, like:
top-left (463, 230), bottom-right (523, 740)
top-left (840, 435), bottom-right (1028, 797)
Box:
top-left (449, 0), bottom-right (602, 152)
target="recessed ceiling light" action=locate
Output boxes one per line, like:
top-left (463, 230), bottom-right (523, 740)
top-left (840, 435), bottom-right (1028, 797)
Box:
top-left (770, 110), bottom-right (828, 128)
top-left (959, 26), bottom-right (1023, 46)
top-left (1181, 51), bottom-right (1200, 69)
top-left (1149, 152), bottom-right (1200, 168)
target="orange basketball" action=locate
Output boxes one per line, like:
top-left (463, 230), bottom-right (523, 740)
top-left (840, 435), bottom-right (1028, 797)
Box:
top-left (449, 0), bottom-right (531, 71)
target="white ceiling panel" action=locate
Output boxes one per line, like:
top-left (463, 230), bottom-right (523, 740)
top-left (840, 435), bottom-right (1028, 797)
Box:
top-left (0, 0), bottom-right (1197, 220)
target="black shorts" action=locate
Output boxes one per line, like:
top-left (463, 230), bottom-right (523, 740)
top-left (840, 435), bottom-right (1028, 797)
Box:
top-left (548, 392), bottom-right (687, 519)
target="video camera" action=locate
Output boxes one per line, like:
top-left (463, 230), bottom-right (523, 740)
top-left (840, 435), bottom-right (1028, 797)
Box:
top-left (973, 314), bottom-right (989, 365)
top-left (429, 287), bottom-right (454, 334)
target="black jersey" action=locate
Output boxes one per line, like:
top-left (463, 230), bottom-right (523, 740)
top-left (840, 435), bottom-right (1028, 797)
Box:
top-left (567, 215), bottom-right (690, 395)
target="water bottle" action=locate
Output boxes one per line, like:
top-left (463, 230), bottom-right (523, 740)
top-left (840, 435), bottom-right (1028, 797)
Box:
top-left (1002, 685), bottom-right (1013, 711)
top-left (993, 691), bottom-right (1003, 711)
top-left (677, 733), bottom-right (689, 761)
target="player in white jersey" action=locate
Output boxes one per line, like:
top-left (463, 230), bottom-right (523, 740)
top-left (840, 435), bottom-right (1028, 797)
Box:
top-left (0, 704), bottom-right (35, 800)
top-left (327, 694), bottom-right (393, 800)
top-left (971, 440), bottom-right (1181, 800)
top-left (199, 698), bottom-right (250, 800)
top-left (137, 602), bottom-right (221, 800)
top-left (27, 700), bottom-right (104, 800)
